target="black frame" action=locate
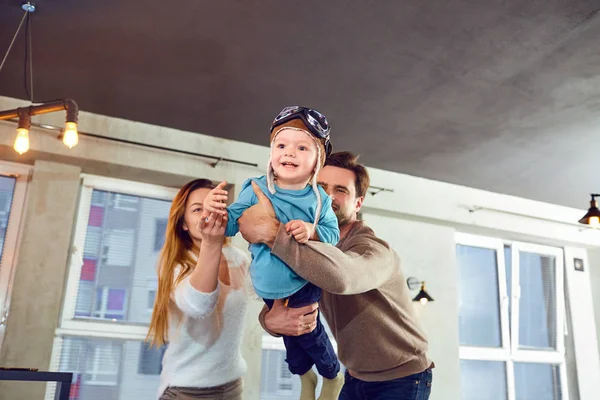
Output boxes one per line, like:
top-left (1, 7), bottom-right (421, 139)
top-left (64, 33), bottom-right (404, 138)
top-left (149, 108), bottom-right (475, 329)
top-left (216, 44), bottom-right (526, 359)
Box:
top-left (0, 370), bottom-right (73, 400)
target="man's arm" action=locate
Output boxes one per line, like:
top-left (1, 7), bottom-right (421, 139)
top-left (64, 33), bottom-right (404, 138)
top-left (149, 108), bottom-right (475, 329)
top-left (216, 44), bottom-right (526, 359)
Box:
top-left (238, 181), bottom-right (280, 246)
top-left (272, 223), bottom-right (398, 295)
top-left (238, 181), bottom-right (398, 295)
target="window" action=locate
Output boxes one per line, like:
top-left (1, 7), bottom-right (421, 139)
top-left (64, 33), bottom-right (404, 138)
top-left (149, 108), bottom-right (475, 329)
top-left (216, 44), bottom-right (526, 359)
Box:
top-left (66, 181), bottom-right (173, 325)
top-left (0, 175), bottom-right (17, 301)
top-left (146, 277), bottom-right (158, 314)
top-left (46, 176), bottom-right (178, 400)
top-left (260, 341), bottom-right (327, 399)
top-left (51, 336), bottom-right (162, 400)
top-left (92, 287), bottom-right (127, 320)
top-left (147, 290), bottom-right (156, 310)
top-left (456, 233), bottom-right (567, 400)
top-left (0, 176), bottom-right (16, 256)
top-left (154, 218), bottom-right (167, 251)
top-left (138, 342), bottom-right (167, 375)
top-left (460, 360), bottom-right (507, 400)
top-left (259, 315), bottom-right (342, 399)
top-left (0, 162), bottom-right (30, 350)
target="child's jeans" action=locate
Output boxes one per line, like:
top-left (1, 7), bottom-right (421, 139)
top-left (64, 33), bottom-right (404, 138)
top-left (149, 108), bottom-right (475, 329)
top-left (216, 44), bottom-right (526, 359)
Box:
top-left (264, 282), bottom-right (340, 379)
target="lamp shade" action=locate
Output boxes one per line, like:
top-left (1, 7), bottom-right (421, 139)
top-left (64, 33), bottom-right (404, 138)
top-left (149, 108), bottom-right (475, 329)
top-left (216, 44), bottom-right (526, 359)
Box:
top-left (578, 196), bottom-right (600, 226)
top-left (412, 282), bottom-right (434, 305)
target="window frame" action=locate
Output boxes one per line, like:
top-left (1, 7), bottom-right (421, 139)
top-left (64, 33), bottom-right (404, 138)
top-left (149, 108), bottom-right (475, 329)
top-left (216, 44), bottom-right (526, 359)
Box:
top-left (455, 232), bottom-right (568, 400)
top-left (0, 161), bottom-right (31, 351)
top-left (47, 175), bottom-right (178, 399)
top-left (456, 233), bottom-right (511, 353)
top-left (154, 218), bottom-right (168, 251)
top-left (59, 175), bottom-right (177, 335)
top-left (509, 241), bottom-right (565, 358)
top-left (276, 360), bottom-right (295, 395)
top-left (83, 341), bottom-right (122, 386)
top-left (260, 320), bottom-right (339, 397)
top-left (92, 286), bottom-right (128, 320)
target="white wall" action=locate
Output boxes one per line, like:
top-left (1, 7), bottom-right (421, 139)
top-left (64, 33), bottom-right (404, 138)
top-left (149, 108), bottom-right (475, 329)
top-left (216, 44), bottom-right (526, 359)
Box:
top-left (585, 248), bottom-right (600, 370)
top-left (564, 248), bottom-right (600, 400)
top-left (362, 211), bottom-right (461, 400)
top-left (1, 95), bottom-right (600, 399)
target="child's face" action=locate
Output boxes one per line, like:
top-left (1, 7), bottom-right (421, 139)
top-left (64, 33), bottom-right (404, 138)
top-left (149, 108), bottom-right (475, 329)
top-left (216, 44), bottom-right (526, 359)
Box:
top-left (271, 128), bottom-right (318, 187)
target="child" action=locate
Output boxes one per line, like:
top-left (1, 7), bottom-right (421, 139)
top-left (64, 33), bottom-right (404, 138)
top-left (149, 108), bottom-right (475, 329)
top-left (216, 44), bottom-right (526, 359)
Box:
top-left (204, 106), bottom-right (343, 399)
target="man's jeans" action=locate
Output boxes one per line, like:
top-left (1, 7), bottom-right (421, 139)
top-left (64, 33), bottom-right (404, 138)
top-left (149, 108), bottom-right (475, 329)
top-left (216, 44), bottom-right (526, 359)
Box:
top-left (338, 369), bottom-right (433, 400)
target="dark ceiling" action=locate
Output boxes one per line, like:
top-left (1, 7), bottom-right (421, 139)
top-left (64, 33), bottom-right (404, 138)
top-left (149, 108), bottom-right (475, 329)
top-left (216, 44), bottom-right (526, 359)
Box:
top-left (1, 0), bottom-right (600, 208)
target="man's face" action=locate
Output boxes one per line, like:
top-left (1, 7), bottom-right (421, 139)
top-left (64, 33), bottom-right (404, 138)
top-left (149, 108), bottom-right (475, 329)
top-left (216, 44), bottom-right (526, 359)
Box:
top-left (318, 165), bottom-right (364, 226)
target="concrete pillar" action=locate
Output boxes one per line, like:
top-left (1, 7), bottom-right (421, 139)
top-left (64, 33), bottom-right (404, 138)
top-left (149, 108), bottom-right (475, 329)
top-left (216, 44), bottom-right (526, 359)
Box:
top-left (0, 160), bottom-right (81, 400)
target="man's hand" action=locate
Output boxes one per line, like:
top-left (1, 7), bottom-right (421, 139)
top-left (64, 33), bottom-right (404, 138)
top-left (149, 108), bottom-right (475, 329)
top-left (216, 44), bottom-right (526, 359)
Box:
top-left (285, 220), bottom-right (314, 244)
top-left (238, 182), bottom-right (280, 248)
top-left (265, 299), bottom-right (318, 336)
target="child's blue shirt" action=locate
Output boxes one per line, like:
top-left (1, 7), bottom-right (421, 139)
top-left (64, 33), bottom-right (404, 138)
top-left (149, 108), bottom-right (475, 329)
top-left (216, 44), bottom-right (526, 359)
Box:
top-left (225, 176), bottom-right (339, 299)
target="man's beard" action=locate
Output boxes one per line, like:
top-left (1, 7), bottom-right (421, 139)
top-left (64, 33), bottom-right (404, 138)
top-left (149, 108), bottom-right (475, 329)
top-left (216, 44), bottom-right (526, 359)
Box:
top-left (334, 208), bottom-right (352, 227)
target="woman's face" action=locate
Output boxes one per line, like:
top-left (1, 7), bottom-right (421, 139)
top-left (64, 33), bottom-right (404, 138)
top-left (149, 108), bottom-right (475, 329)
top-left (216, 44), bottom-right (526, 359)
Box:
top-left (182, 187), bottom-right (212, 245)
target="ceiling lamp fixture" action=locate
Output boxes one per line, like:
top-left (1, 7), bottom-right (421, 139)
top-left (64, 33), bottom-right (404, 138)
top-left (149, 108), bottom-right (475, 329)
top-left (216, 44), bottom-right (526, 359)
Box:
top-left (0, 3), bottom-right (80, 155)
top-left (578, 194), bottom-right (600, 227)
top-left (406, 277), bottom-right (435, 305)
top-left (14, 109), bottom-right (31, 154)
top-left (0, 99), bottom-right (79, 155)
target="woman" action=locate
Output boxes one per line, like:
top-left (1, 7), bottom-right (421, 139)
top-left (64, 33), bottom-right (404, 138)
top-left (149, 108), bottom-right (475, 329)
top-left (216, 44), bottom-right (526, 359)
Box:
top-left (146, 179), bottom-right (250, 400)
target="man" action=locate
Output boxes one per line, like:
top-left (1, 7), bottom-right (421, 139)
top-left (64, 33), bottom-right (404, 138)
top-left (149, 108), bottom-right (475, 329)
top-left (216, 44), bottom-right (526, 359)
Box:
top-left (238, 151), bottom-right (433, 399)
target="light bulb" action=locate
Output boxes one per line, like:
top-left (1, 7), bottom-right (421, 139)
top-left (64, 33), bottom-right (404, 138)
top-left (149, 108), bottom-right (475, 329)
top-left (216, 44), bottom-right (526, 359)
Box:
top-left (14, 128), bottom-right (30, 155)
top-left (420, 297), bottom-right (428, 306)
top-left (63, 122), bottom-right (79, 148)
top-left (589, 216), bottom-right (600, 226)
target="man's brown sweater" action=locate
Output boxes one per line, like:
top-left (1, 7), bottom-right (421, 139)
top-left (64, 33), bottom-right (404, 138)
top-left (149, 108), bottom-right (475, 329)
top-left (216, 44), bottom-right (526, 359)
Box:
top-left (260, 220), bottom-right (432, 382)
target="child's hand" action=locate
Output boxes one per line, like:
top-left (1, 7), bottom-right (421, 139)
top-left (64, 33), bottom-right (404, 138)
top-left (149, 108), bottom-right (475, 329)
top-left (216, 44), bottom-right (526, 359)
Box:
top-left (285, 220), bottom-right (314, 244)
top-left (203, 181), bottom-right (229, 215)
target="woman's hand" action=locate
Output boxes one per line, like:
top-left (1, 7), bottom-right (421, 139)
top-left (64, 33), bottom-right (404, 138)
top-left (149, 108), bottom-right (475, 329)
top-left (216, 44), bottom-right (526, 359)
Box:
top-left (188, 212), bottom-right (227, 294)
top-left (197, 212), bottom-right (227, 244)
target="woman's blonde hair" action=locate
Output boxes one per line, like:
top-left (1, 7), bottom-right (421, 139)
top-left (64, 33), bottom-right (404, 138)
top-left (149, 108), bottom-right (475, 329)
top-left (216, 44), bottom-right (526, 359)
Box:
top-left (146, 178), bottom-right (227, 346)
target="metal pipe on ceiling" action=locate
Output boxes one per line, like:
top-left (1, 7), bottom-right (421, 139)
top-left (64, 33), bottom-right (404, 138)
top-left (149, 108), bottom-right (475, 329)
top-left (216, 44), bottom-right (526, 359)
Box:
top-left (0, 118), bottom-right (259, 168)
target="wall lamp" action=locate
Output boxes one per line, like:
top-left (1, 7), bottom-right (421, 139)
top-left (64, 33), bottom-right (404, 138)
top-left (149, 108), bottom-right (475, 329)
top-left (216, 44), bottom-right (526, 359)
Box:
top-left (368, 185), bottom-right (394, 196)
top-left (406, 277), bottom-right (434, 305)
top-left (0, 99), bottom-right (79, 155)
top-left (578, 193), bottom-right (600, 226)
